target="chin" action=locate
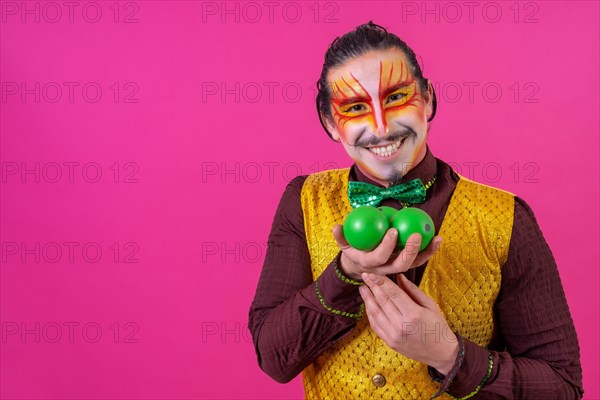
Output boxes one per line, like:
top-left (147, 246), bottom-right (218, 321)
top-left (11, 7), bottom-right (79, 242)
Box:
top-left (365, 165), bottom-right (401, 183)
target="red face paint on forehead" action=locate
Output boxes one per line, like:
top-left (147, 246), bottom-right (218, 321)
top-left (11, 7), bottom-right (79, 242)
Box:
top-left (378, 58), bottom-right (422, 112)
top-left (330, 59), bottom-right (416, 102)
top-left (331, 74), bottom-right (370, 106)
top-left (323, 48), bottom-right (432, 188)
top-left (379, 59), bottom-right (415, 100)
top-left (329, 58), bottom-right (422, 132)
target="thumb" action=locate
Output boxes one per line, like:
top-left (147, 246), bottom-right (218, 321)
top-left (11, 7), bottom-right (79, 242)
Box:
top-left (399, 274), bottom-right (436, 309)
top-left (332, 224), bottom-right (351, 250)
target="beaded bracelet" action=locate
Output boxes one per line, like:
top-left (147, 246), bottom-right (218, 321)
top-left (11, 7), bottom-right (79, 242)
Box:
top-left (315, 280), bottom-right (365, 320)
top-left (446, 350), bottom-right (494, 400)
top-left (334, 253), bottom-right (364, 286)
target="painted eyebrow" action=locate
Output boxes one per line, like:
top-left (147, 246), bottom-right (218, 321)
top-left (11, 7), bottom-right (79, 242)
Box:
top-left (334, 95), bottom-right (371, 106)
top-left (380, 82), bottom-right (413, 99)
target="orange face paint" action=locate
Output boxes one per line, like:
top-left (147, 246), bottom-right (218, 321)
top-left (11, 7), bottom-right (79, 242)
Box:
top-left (330, 59), bottom-right (422, 138)
top-left (324, 48), bottom-right (431, 187)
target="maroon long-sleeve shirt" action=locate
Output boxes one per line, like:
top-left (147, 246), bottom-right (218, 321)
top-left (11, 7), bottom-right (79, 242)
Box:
top-left (248, 145), bottom-right (584, 399)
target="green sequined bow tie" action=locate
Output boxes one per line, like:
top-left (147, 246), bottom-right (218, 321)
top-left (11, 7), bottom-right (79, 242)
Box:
top-left (347, 175), bottom-right (437, 208)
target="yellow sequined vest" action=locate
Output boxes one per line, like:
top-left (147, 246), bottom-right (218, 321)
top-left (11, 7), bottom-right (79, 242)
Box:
top-left (299, 168), bottom-right (514, 400)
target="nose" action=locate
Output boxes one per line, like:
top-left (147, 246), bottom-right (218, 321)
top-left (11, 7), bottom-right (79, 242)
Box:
top-left (375, 124), bottom-right (388, 137)
top-left (373, 106), bottom-right (388, 137)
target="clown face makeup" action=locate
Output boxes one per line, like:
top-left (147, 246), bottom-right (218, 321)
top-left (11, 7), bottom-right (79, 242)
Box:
top-left (323, 48), bottom-right (434, 187)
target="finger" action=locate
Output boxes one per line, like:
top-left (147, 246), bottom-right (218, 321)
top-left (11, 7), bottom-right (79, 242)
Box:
top-left (398, 274), bottom-right (437, 309)
top-left (363, 228), bottom-right (398, 266)
top-left (359, 283), bottom-right (392, 327)
top-left (371, 235), bottom-right (442, 276)
top-left (411, 236), bottom-right (443, 267)
top-left (362, 272), bottom-right (418, 317)
top-left (385, 233), bottom-right (423, 272)
top-left (333, 224), bottom-right (366, 263)
top-left (335, 224), bottom-right (397, 267)
top-left (362, 273), bottom-right (402, 318)
top-left (360, 286), bottom-right (392, 343)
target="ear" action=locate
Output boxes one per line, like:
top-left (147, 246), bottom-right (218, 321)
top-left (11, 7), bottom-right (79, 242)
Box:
top-left (320, 111), bottom-right (342, 142)
top-left (423, 80), bottom-right (434, 120)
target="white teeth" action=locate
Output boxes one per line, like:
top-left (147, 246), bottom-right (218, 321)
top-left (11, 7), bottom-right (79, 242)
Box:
top-left (367, 139), bottom-right (403, 157)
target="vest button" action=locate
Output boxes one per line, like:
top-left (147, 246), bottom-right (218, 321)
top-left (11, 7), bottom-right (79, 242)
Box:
top-left (372, 373), bottom-right (386, 388)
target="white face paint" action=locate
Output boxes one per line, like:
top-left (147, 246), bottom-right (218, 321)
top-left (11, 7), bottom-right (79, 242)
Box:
top-left (323, 48), bottom-right (434, 186)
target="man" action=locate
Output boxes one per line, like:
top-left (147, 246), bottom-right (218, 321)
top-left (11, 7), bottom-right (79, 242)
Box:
top-left (248, 22), bottom-right (583, 399)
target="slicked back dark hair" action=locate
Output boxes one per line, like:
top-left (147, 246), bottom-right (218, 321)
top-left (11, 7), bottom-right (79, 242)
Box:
top-left (316, 21), bottom-right (437, 140)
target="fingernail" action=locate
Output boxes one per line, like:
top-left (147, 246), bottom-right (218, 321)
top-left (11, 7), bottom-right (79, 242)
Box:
top-left (390, 229), bottom-right (397, 237)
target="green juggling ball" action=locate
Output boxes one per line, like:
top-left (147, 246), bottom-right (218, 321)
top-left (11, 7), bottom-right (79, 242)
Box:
top-left (343, 206), bottom-right (389, 251)
top-left (389, 207), bottom-right (435, 251)
top-left (377, 206), bottom-right (398, 222)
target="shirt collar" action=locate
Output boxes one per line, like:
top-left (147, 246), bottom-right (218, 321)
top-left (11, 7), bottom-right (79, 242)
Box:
top-left (349, 144), bottom-right (437, 188)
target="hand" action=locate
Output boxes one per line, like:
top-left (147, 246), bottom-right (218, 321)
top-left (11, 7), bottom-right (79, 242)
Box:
top-left (358, 272), bottom-right (459, 374)
top-left (332, 224), bottom-right (442, 281)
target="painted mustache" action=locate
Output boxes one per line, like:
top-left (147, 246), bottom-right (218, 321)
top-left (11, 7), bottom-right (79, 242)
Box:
top-left (350, 128), bottom-right (416, 148)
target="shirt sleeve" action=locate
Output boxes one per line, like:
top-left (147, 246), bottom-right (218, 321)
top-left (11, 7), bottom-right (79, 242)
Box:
top-left (248, 175), bottom-right (365, 384)
top-left (430, 196), bottom-right (584, 399)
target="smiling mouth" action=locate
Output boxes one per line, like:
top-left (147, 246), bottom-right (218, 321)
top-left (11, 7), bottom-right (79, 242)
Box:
top-left (365, 137), bottom-right (406, 158)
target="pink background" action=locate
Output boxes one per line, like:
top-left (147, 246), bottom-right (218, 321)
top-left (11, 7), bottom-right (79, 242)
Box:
top-left (1, 1), bottom-right (598, 399)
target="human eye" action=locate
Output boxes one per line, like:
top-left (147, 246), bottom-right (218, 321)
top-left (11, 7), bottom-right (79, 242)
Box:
top-left (386, 92), bottom-right (407, 103)
top-left (341, 103), bottom-right (370, 116)
top-left (384, 85), bottom-right (415, 107)
top-left (345, 104), bottom-right (365, 112)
